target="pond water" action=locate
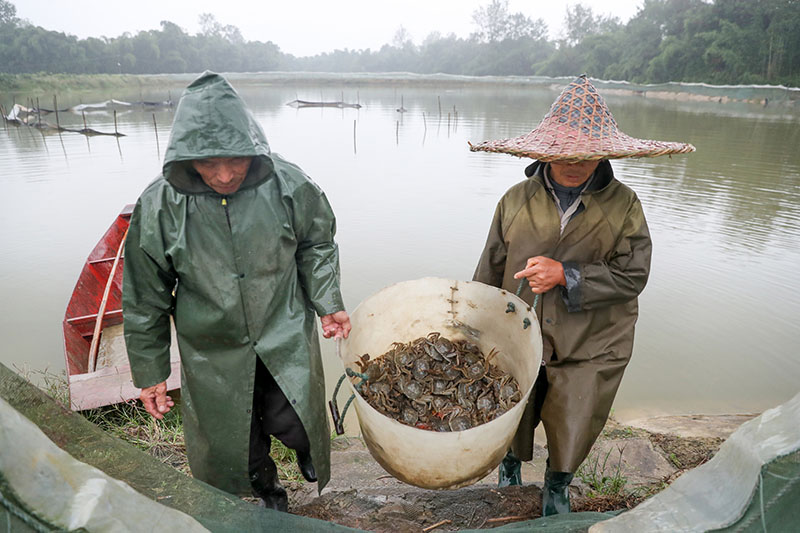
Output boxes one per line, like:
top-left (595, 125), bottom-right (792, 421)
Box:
top-left (1, 75), bottom-right (799, 423)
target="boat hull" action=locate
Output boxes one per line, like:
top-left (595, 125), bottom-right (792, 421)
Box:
top-left (62, 205), bottom-right (181, 410)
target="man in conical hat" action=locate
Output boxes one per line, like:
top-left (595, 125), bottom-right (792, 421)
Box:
top-left (470, 75), bottom-right (694, 516)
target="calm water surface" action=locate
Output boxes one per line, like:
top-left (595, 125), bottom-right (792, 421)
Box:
top-left (1, 76), bottom-right (799, 423)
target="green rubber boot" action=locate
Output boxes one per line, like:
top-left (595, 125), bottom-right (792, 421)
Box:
top-left (542, 467), bottom-right (573, 516)
top-left (498, 451), bottom-right (522, 487)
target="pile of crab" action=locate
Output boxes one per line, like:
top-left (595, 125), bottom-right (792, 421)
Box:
top-left (352, 332), bottom-right (522, 432)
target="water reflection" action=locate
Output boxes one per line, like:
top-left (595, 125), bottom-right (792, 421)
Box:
top-left (1, 80), bottom-right (798, 421)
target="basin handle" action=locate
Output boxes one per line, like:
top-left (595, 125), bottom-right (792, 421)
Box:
top-left (513, 277), bottom-right (540, 326)
top-left (328, 373), bottom-right (351, 436)
top-left (329, 368), bottom-right (369, 435)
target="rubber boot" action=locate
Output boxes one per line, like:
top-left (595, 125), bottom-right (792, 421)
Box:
top-left (498, 450), bottom-right (522, 487)
top-left (296, 449), bottom-right (317, 483)
top-left (542, 467), bottom-right (573, 516)
top-left (250, 459), bottom-right (288, 512)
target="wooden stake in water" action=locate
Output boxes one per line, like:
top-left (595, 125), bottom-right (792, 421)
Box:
top-left (153, 113), bottom-right (161, 158)
top-left (396, 120), bottom-right (399, 144)
top-left (82, 110), bottom-right (88, 131)
top-left (53, 95), bottom-right (60, 129)
top-left (353, 119), bottom-right (357, 154)
top-left (36, 97), bottom-right (41, 126)
top-left (422, 111), bottom-right (427, 132)
top-left (113, 110), bottom-right (118, 136)
top-left (438, 95), bottom-right (442, 118)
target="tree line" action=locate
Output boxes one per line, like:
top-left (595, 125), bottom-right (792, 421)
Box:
top-left (1, 0), bottom-right (798, 86)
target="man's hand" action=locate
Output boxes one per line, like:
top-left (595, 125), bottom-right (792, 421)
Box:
top-left (139, 381), bottom-right (174, 419)
top-left (514, 256), bottom-right (566, 294)
top-left (321, 310), bottom-right (352, 339)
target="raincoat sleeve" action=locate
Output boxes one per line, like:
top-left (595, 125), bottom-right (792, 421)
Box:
top-left (292, 183), bottom-right (345, 317)
top-left (473, 201), bottom-right (508, 288)
top-left (560, 197), bottom-right (651, 312)
top-left (122, 199), bottom-right (177, 389)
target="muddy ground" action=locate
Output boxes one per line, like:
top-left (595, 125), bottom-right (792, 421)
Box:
top-left (282, 414), bottom-right (754, 532)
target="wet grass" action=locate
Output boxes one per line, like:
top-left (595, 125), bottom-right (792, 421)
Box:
top-left (23, 367), bottom-right (304, 484)
top-left (576, 445), bottom-right (628, 498)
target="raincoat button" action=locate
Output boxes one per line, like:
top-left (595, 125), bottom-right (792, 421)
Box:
top-left (239, 273), bottom-right (245, 279)
top-left (291, 399), bottom-right (297, 405)
top-left (246, 408), bottom-right (251, 414)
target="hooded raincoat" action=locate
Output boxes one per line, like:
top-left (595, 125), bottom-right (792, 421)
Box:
top-left (474, 160), bottom-right (651, 473)
top-left (123, 72), bottom-right (344, 494)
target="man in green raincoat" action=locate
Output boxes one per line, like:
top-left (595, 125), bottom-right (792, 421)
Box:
top-left (123, 72), bottom-right (351, 511)
top-left (469, 76), bottom-right (694, 516)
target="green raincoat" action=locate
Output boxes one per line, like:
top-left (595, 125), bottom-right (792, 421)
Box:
top-left (474, 160), bottom-right (651, 473)
top-left (123, 72), bottom-right (344, 494)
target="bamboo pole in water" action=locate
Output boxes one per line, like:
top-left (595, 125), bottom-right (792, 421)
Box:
top-left (53, 95), bottom-right (60, 129)
top-left (153, 113), bottom-right (160, 158)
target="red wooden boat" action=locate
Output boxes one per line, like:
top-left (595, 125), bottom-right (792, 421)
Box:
top-left (62, 205), bottom-right (180, 410)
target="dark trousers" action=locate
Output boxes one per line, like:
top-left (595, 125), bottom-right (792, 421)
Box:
top-left (511, 360), bottom-right (549, 459)
top-left (248, 357), bottom-right (310, 480)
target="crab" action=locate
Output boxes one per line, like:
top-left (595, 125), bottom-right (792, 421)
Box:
top-left (354, 333), bottom-right (523, 433)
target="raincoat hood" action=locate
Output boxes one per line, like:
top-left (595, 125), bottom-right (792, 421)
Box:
top-left (163, 71), bottom-right (273, 194)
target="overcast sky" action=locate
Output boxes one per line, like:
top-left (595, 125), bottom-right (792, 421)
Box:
top-left (13, 0), bottom-right (644, 57)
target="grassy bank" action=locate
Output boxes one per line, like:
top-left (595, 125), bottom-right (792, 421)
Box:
top-left (0, 72), bottom-right (179, 95)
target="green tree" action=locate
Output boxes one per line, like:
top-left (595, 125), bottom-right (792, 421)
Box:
top-left (0, 0), bottom-right (18, 26)
top-left (472, 0), bottom-right (510, 43)
top-left (563, 4), bottom-right (621, 46)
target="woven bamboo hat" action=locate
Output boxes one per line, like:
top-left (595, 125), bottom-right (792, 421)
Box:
top-left (469, 75), bottom-right (695, 163)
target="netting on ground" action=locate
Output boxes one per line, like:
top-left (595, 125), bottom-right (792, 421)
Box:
top-left (3, 360), bottom-right (798, 532)
top-left (0, 363), bottom-right (354, 533)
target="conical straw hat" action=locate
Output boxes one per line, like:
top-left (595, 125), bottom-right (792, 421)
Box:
top-left (469, 75), bottom-right (695, 163)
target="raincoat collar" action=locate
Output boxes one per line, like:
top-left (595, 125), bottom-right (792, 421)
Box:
top-left (162, 71), bottom-right (274, 195)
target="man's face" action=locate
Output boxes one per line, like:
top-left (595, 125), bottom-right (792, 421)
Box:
top-left (192, 157), bottom-right (253, 195)
top-left (549, 160), bottom-right (600, 188)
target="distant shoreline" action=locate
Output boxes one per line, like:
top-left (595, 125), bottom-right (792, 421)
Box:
top-left (2, 72), bottom-right (798, 108)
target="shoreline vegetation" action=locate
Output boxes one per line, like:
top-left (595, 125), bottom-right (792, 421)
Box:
top-left (2, 72), bottom-right (798, 109)
top-left (0, 73), bottom-right (178, 94)
top-left (1, 1), bottom-right (799, 89)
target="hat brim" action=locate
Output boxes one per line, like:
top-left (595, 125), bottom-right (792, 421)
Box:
top-left (469, 75), bottom-right (695, 163)
top-left (469, 127), bottom-right (695, 163)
